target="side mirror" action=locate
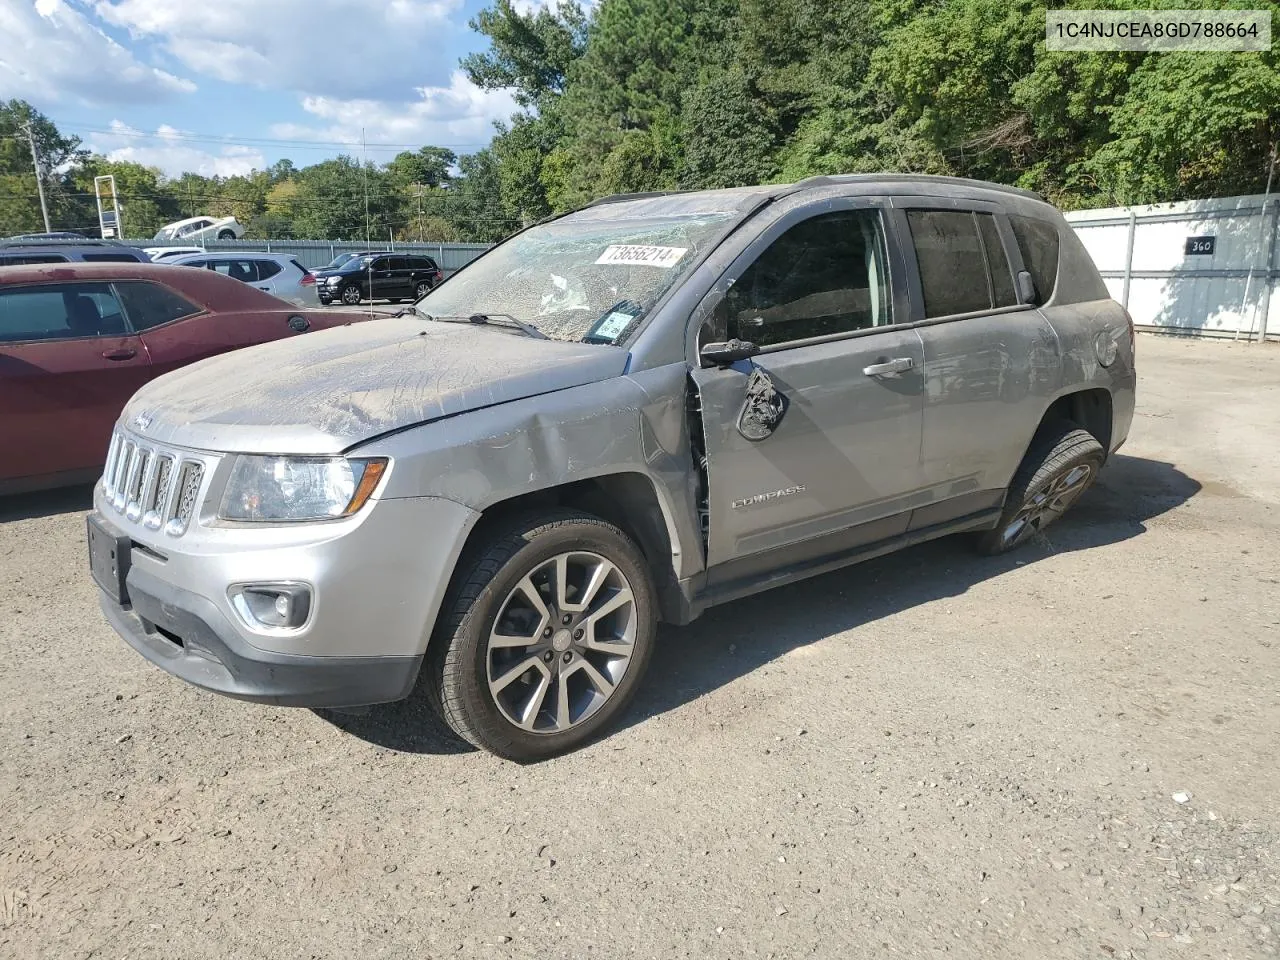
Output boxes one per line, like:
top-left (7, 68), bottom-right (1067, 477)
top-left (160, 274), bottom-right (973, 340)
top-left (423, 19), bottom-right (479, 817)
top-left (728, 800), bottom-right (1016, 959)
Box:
top-left (700, 338), bottom-right (759, 367)
top-left (1016, 270), bottom-right (1038, 305)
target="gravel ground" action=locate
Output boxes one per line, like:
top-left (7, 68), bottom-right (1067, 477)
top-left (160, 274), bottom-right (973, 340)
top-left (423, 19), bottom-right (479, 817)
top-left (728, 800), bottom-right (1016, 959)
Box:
top-left (2, 334), bottom-right (1278, 960)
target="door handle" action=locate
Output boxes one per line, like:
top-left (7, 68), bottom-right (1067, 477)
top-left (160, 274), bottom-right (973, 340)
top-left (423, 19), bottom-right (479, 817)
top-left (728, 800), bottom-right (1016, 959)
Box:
top-left (102, 348), bottom-right (137, 361)
top-left (863, 357), bottom-right (914, 377)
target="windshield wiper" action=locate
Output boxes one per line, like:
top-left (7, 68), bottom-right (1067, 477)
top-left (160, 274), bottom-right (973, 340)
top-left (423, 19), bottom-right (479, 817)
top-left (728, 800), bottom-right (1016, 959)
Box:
top-left (421, 312), bottom-right (548, 340)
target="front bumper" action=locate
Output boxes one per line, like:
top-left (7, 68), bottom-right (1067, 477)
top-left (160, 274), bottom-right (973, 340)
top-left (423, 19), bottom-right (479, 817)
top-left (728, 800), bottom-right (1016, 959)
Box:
top-left (100, 562), bottom-right (422, 706)
top-left (90, 463), bottom-right (480, 706)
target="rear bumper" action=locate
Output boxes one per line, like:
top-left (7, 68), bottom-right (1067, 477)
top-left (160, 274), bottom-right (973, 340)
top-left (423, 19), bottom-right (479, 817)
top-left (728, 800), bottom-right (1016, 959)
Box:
top-left (100, 563), bottom-right (422, 707)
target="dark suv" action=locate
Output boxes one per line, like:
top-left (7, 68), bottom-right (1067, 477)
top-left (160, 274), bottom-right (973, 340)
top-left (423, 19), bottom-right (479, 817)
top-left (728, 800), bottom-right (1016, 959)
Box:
top-left (0, 239), bottom-right (150, 266)
top-left (317, 253), bottom-right (444, 305)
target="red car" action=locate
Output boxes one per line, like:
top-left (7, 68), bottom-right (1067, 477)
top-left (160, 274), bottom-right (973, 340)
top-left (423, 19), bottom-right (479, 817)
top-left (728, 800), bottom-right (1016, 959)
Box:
top-left (0, 261), bottom-right (369, 494)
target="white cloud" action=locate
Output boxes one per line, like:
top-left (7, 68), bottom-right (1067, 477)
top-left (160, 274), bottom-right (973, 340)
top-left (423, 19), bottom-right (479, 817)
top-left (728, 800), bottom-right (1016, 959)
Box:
top-left (0, 0), bottom-right (195, 105)
top-left (92, 0), bottom-right (466, 100)
top-left (270, 71), bottom-right (519, 153)
top-left (88, 120), bottom-right (265, 178)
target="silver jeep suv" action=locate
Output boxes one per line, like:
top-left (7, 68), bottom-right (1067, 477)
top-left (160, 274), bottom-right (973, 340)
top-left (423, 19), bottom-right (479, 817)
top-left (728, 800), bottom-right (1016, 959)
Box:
top-left (89, 175), bottom-right (1136, 760)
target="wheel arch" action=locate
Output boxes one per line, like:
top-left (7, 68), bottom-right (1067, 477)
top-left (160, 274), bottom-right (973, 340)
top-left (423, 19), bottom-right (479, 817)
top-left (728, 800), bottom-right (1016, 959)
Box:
top-left (454, 472), bottom-right (690, 625)
top-left (1036, 386), bottom-right (1113, 454)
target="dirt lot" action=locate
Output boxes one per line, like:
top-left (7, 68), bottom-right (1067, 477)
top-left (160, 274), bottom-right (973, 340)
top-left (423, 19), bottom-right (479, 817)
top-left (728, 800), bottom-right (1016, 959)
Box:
top-left (2, 334), bottom-right (1278, 960)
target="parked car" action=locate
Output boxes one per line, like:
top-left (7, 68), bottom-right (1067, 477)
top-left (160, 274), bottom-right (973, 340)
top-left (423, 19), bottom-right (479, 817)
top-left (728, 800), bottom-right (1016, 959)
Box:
top-left (165, 252), bottom-right (319, 307)
top-left (317, 253), bottom-right (443, 305)
top-left (0, 239), bottom-right (150, 266)
top-left (144, 246), bottom-right (206, 262)
top-left (0, 261), bottom-right (368, 495)
top-left (152, 216), bottom-right (245, 243)
top-left (315, 250), bottom-right (388, 273)
top-left (88, 174), bottom-right (1136, 760)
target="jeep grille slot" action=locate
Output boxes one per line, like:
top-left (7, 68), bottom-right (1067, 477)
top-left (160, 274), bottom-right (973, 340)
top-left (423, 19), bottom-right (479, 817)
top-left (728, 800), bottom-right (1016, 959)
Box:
top-left (99, 428), bottom-right (211, 537)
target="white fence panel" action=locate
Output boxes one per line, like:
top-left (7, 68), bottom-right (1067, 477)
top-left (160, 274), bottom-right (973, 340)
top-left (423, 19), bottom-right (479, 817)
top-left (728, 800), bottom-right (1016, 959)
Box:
top-left (1065, 193), bottom-right (1279, 341)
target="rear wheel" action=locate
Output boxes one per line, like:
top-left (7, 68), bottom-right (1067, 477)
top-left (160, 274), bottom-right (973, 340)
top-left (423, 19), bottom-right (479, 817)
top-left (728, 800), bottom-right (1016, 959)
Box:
top-left (415, 280), bottom-right (431, 298)
top-left (216, 229), bottom-right (236, 240)
top-left (426, 512), bottom-right (657, 761)
top-left (975, 421), bottom-right (1104, 555)
top-left (340, 283), bottom-right (362, 305)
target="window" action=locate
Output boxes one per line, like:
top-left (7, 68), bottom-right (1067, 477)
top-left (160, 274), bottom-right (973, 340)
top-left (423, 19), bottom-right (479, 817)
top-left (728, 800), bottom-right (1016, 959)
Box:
top-left (408, 256), bottom-right (436, 270)
top-left (0, 283), bottom-right (127, 343)
top-left (0, 254), bottom-right (67, 265)
top-left (115, 281), bottom-right (202, 330)
top-left (256, 260), bottom-right (282, 280)
top-left (712, 210), bottom-right (891, 348)
top-left (82, 253), bottom-right (143, 263)
top-left (209, 259), bottom-right (259, 283)
top-left (1009, 215), bottom-right (1060, 304)
top-left (976, 215), bottom-right (1016, 307)
top-left (369, 257), bottom-right (391, 271)
top-left (906, 210), bottom-right (993, 317)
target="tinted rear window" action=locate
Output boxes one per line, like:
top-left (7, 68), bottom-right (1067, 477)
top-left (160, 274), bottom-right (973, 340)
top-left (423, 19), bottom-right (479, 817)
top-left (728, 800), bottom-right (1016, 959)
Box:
top-left (906, 210), bottom-right (991, 317)
top-left (1009, 215), bottom-right (1060, 304)
top-left (976, 214), bottom-right (1017, 307)
top-left (115, 281), bottom-right (203, 330)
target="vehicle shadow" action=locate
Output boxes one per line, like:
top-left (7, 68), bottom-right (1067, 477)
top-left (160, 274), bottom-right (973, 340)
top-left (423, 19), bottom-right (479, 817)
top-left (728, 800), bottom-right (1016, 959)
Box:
top-left (622, 453), bottom-right (1199, 732)
top-left (0, 483), bottom-right (95, 523)
top-left (317, 453), bottom-right (1198, 756)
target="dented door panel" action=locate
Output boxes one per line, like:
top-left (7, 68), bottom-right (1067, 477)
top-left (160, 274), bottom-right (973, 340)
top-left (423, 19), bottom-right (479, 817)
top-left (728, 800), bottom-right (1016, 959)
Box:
top-left (691, 327), bottom-right (927, 569)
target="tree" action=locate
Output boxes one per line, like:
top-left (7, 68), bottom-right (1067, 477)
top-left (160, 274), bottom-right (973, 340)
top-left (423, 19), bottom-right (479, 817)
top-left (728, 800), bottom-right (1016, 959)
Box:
top-left (463, 0), bottom-right (589, 108)
top-left (0, 100), bottom-right (88, 234)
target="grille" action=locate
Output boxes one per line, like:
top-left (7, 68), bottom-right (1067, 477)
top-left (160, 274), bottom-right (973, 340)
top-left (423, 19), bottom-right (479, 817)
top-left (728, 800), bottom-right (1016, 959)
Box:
top-left (99, 428), bottom-right (208, 537)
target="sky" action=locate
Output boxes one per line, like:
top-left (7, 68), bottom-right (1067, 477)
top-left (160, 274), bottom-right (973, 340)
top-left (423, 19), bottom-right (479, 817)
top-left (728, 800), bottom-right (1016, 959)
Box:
top-left (0, 0), bottom-right (547, 177)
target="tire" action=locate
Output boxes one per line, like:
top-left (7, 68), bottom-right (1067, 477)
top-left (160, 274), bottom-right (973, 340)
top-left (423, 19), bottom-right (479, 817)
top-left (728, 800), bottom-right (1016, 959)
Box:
top-left (340, 284), bottom-right (362, 305)
top-left (415, 281), bottom-right (431, 299)
top-left (216, 229), bottom-right (236, 240)
top-left (975, 421), bottom-right (1104, 555)
top-left (426, 511), bottom-right (657, 761)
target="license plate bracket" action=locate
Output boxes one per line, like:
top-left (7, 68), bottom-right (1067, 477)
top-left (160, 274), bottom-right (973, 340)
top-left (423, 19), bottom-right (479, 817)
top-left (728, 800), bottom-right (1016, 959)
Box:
top-left (87, 514), bottom-right (131, 605)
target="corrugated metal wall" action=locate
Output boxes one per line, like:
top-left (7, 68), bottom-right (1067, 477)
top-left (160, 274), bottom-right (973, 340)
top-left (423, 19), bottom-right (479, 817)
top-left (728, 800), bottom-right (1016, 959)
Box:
top-left (1064, 194), bottom-right (1278, 341)
top-left (134, 239), bottom-right (492, 276)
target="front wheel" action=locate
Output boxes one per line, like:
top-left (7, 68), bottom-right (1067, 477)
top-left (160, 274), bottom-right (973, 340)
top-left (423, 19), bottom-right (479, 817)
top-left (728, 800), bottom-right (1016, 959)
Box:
top-left (426, 512), bottom-right (657, 761)
top-left (975, 421), bottom-right (1104, 555)
top-left (340, 283), bottom-right (362, 305)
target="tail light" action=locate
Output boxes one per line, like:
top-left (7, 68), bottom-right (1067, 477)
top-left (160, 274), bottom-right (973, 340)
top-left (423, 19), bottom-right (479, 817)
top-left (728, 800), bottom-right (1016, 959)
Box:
top-left (300, 272), bottom-right (316, 286)
top-left (434, 269), bottom-right (443, 283)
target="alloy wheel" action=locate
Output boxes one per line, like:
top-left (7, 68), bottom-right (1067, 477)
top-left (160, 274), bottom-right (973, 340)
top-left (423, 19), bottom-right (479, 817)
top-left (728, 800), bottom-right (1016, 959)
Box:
top-left (1001, 463), bottom-right (1092, 547)
top-left (485, 551), bottom-right (637, 733)
top-left (341, 285), bottom-right (361, 305)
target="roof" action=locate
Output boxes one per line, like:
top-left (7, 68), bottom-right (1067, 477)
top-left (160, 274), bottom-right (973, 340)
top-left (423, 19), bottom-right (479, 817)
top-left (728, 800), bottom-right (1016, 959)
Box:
top-left (569, 173), bottom-right (1046, 221)
top-left (0, 260), bottom-right (292, 312)
top-left (0, 237), bottom-right (136, 249)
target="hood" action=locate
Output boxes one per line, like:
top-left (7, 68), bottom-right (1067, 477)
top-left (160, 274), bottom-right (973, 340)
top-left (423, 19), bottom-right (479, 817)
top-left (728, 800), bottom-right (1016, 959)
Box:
top-left (122, 317), bottom-right (630, 455)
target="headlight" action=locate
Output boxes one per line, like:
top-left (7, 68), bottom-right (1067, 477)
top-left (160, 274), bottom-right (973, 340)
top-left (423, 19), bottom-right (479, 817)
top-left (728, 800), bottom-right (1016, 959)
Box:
top-left (324, 275), bottom-right (342, 285)
top-left (219, 456), bottom-right (388, 521)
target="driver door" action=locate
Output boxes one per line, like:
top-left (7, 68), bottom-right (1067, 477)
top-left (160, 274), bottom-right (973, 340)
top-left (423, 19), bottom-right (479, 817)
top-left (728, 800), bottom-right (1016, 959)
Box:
top-left (690, 202), bottom-right (927, 585)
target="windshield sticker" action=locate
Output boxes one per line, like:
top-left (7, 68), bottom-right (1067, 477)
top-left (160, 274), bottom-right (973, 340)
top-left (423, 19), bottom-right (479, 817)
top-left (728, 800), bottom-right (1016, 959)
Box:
top-left (595, 245), bottom-right (688, 268)
top-left (591, 311), bottom-right (635, 341)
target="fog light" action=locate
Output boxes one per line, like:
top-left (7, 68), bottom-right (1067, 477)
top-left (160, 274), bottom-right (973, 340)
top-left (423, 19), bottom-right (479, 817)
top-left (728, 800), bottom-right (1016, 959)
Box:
top-left (230, 583), bottom-right (312, 631)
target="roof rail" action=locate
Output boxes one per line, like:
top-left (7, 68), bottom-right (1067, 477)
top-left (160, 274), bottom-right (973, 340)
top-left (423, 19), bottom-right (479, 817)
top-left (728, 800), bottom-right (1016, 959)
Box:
top-left (791, 173), bottom-right (1046, 203)
top-left (583, 190), bottom-right (686, 208)
top-left (0, 237), bottom-right (135, 248)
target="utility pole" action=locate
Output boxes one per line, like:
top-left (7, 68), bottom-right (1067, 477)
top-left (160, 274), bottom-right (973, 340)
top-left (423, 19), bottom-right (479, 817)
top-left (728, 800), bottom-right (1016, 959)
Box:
top-left (412, 183), bottom-right (425, 242)
top-left (24, 121), bottom-right (52, 233)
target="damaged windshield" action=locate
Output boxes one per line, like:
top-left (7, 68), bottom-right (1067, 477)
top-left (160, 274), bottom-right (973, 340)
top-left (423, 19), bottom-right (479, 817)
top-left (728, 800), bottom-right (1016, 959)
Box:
top-left (415, 212), bottom-right (735, 343)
